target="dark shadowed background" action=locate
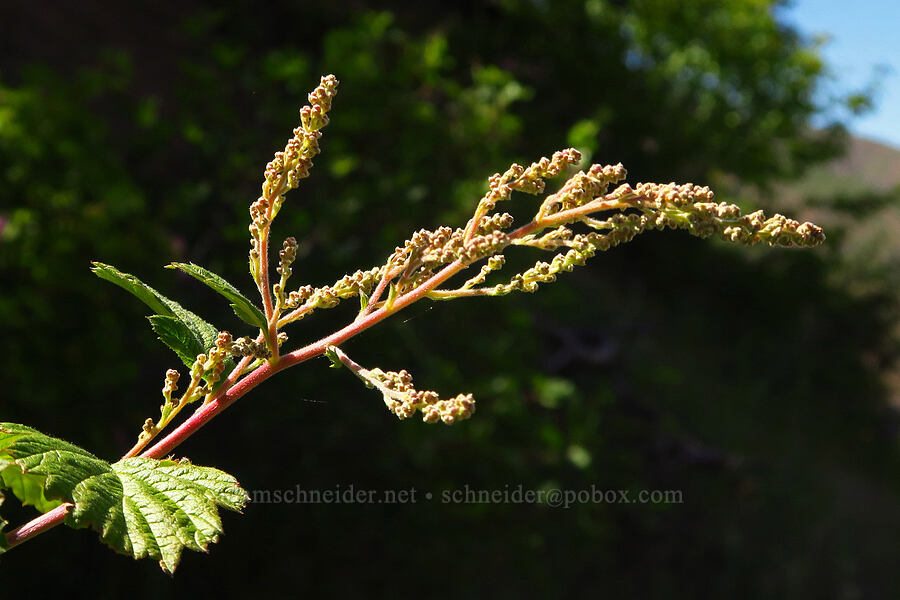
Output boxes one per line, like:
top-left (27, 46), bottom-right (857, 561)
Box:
top-left (2, 1), bottom-right (899, 598)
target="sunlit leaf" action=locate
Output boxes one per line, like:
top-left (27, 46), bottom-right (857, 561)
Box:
top-left (167, 262), bottom-right (266, 330)
top-left (0, 423), bottom-right (247, 573)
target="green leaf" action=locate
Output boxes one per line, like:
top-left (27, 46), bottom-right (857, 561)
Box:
top-left (164, 299), bottom-right (219, 358)
top-left (147, 316), bottom-right (234, 390)
top-left (0, 467), bottom-right (61, 514)
top-left (167, 262), bottom-right (267, 330)
top-left (0, 423), bottom-right (108, 512)
top-left (91, 262), bottom-right (221, 369)
top-left (70, 457), bottom-right (248, 574)
top-left (91, 262), bottom-right (172, 316)
top-left (0, 423), bottom-right (247, 573)
top-left (148, 315), bottom-right (204, 368)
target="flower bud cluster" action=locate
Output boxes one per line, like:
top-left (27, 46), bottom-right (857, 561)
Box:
top-left (251, 76), bottom-right (339, 283)
top-left (184, 342), bottom-right (232, 396)
top-left (391, 227), bottom-right (457, 267)
top-left (306, 74), bottom-right (339, 115)
top-left (229, 335), bottom-right (271, 359)
top-left (161, 368), bottom-right (180, 402)
top-left (476, 212), bottom-right (515, 235)
top-left (631, 181), bottom-right (715, 207)
top-left (248, 197), bottom-right (270, 283)
top-left (308, 272), bottom-right (374, 310)
top-left (463, 254), bottom-right (506, 289)
top-left (508, 148), bottom-right (583, 195)
top-left (364, 367), bottom-right (476, 425)
top-left (283, 285), bottom-right (314, 310)
top-left (379, 228), bottom-right (461, 293)
top-left (134, 332), bottom-right (240, 451)
top-left (328, 267), bottom-right (382, 300)
top-left (383, 225), bottom-right (513, 296)
top-left (467, 149), bottom-right (582, 237)
top-left (616, 181), bottom-right (824, 246)
top-left (426, 152), bottom-right (824, 306)
top-left (281, 268), bottom-right (381, 319)
top-left (262, 75), bottom-right (339, 200)
top-left (274, 237), bottom-right (299, 307)
top-left (278, 237), bottom-right (298, 279)
top-left (497, 247), bottom-right (588, 295)
top-left (721, 211), bottom-right (825, 247)
top-left (410, 226), bottom-right (510, 267)
top-left (463, 230), bottom-right (509, 260)
top-left (480, 164), bottom-right (527, 212)
top-left (200, 332), bottom-right (234, 388)
top-left (539, 162), bottom-right (627, 217)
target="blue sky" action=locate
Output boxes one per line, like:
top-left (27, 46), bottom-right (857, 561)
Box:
top-left (781, 0), bottom-right (900, 148)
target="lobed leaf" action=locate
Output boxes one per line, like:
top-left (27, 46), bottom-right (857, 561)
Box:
top-left (70, 457), bottom-right (248, 574)
top-left (0, 423), bottom-right (107, 512)
top-left (0, 423), bottom-right (247, 572)
top-left (167, 262), bottom-right (267, 330)
top-left (91, 262), bottom-right (222, 372)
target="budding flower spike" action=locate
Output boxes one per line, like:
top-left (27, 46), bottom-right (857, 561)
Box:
top-left (326, 346), bottom-right (476, 425)
top-left (4, 73), bottom-right (824, 574)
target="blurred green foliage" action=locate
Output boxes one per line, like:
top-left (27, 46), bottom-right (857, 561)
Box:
top-left (1, 1), bottom-right (898, 597)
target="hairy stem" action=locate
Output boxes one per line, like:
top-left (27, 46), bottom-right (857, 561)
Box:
top-left (258, 229), bottom-right (281, 361)
top-left (359, 265), bottom-right (398, 319)
top-left (2, 193), bottom-right (634, 551)
top-left (277, 301), bottom-right (316, 328)
top-left (4, 503), bottom-right (72, 550)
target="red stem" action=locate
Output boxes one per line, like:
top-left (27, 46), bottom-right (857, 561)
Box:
top-left (3, 195), bottom-right (631, 550)
top-left (4, 503), bottom-right (72, 550)
top-left (137, 256), bottom-right (468, 460)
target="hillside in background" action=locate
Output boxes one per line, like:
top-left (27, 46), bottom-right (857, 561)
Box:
top-left (775, 134), bottom-right (900, 406)
top-left (3, 2), bottom-right (900, 595)
top-left (790, 135), bottom-right (900, 197)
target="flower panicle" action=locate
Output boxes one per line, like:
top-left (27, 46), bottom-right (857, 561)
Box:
top-left (262, 74), bottom-right (339, 199)
top-left (249, 75), bottom-right (339, 287)
top-left (273, 237), bottom-right (299, 309)
top-left (425, 151), bottom-right (824, 301)
top-left (281, 267), bottom-right (381, 313)
top-left (132, 86), bottom-right (827, 454)
top-left (617, 180), bottom-right (825, 247)
top-left (464, 148), bottom-right (582, 239)
top-left (326, 346), bottom-right (475, 425)
top-left (536, 161), bottom-right (627, 218)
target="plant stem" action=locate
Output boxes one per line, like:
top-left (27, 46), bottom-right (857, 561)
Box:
top-left (277, 301), bottom-right (315, 328)
top-left (3, 196), bottom-right (633, 551)
top-left (359, 265), bottom-right (397, 318)
top-left (427, 288), bottom-right (495, 299)
top-left (3, 503), bottom-right (72, 550)
top-left (258, 228), bottom-right (274, 317)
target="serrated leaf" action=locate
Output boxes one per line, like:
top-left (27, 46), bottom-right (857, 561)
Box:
top-left (147, 315), bottom-right (233, 389)
top-left (0, 423), bottom-right (108, 512)
top-left (91, 262), bottom-right (172, 316)
top-left (148, 315), bottom-right (204, 369)
top-left (165, 301), bottom-right (219, 358)
top-left (0, 467), bottom-right (61, 513)
top-left (0, 423), bottom-right (247, 573)
top-left (167, 262), bottom-right (267, 330)
top-left (91, 262), bottom-right (222, 372)
top-left (70, 457), bottom-right (247, 574)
